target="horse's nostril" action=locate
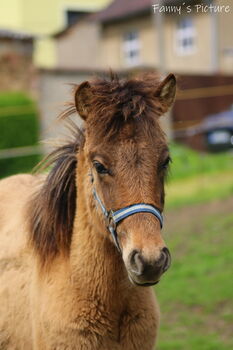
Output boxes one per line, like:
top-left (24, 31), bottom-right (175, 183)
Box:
top-left (129, 250), bottom-right (144, 276)
top-left (128, 247), bottom-right (171, 283)
top-left (161, 247), bottom-right (171, 272)
top-left (162, 247), bottom-right (169, 254)
top-left (129, 250), bottom-right (137, 266)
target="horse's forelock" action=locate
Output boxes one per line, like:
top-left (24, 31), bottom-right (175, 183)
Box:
top-left (82, 73), bottom-right (164, 141)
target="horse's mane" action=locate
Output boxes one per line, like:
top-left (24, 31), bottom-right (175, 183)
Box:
top-left (28, 73), bottom-right (164, 268)
top-left (28, 120), bottom-right (84, 267)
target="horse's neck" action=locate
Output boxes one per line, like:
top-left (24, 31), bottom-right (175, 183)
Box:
top-left (70, 182), bottom-right (130, 308)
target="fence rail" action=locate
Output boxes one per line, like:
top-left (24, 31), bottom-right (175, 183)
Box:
top-left (0, 105), bottom-right (37, 117)
top-left (0, 145), bottom-right (42, 159)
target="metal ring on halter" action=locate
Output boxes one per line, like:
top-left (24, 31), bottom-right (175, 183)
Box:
top-left (107, 210), bottom-right (117, 231)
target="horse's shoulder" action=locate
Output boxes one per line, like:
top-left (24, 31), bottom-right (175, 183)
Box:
top-left (0, 174), bottom-right (40, 269)
top-left (0, 173), bottom-right (45, 198)
top-left (0, 174), bottom-right (44, 234)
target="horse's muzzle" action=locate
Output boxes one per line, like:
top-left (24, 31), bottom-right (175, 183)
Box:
top-left (127, 247), bottom-right (171, 286)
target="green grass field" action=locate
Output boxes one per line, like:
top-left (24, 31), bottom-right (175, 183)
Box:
top-left (155, 197), bottom-right (233, 349)
top-left (166, 169), bottom-right (233, 209)
top-left (154, 145), bottom-right (233, 349)
top-left (168, 143), bottom-right (233, 181)
top-left (165, 144), bottom-right (233, 209)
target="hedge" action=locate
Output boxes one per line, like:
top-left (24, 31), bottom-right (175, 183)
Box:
top-left (0, 92), bottom-right (40, 178)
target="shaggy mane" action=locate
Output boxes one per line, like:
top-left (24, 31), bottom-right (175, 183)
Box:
top-left (28, 120), bottom-right (84, 268)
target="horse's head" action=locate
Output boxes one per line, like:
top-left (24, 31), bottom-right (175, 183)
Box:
top-left (74, 73), bottom-right (176, 286)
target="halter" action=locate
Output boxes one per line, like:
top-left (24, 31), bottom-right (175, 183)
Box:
top-left (93, 187), bottom-right (163, 253)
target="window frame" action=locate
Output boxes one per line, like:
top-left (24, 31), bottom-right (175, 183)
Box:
top-left (122, 30), bottom-right (141, 66)
top-left (174, 16), bottom-right (196, 56)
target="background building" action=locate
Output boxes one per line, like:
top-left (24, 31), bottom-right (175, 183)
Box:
top-left (0, 0), bottom-right (233, 148)
top-left (49, 0), bottom-right (233, 149)
top-left (0, 0), bottom-right (111, 67)
top-left (53, 0), bottom-right (233, 74)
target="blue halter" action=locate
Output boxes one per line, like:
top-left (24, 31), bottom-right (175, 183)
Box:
top-left (93, 188), bottom-right (163, 253)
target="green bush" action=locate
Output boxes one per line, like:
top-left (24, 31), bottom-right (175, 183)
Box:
top-left (0, 92), bottom-right (40, 178)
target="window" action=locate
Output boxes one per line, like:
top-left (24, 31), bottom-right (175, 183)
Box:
top-left (66, 11), bottom-right (88, 27)
top-left (175, 17), bottom-right (196, 55)
top-left (122, 30), bottom-right (140, 66)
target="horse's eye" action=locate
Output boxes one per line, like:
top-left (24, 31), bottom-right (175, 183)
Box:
top-left (93, 161), bottom-right (109, 174)
top-left (162, 156), bottom-right (171, 170)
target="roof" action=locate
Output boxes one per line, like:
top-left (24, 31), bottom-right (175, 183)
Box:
top-left (92, 0), bottom-right (152, 23)
top-left (0, 28), bottom-right (34, 40)
top-left (93, 0), bottom-right (200, 23)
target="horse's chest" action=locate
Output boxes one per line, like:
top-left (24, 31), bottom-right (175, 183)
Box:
top-left (73, 300), bottom-right (122, 340)
top-left (46, 314), bottom-right (121, 350)
top-left (34, 287), bottom-right (157, 350)
top-left (42, 298), bottom-right (123, 348)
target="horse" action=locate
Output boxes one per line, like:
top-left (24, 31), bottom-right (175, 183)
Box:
top-left (0, 72), bottom-right (176, 350)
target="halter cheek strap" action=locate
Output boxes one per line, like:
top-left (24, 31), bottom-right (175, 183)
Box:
top-left (93, 188), bottom-right (163, 253)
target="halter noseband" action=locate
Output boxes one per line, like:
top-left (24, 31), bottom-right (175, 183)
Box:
top-left (93, 188), bottom-right (163, 253)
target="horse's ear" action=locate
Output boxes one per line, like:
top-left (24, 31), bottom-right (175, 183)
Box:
top-left (75, 81), bottom-right (92, 120)
top-left (154, 74), bottom-right (176, 114)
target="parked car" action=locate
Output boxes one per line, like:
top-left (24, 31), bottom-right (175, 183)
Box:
top-left (203, 109), bottom-right (233, 152)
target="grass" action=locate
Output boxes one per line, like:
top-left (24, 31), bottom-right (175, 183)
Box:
top-left (166, 144), bottom-right (233, 209)
top-left (155, 202), bottom-right (233, 350)
top-left (168, 143), bottom-right (233, 181)
top-left (166, 170), bottom-right (233, 209)
top-left (154, 144), bottom-right (233, 349)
